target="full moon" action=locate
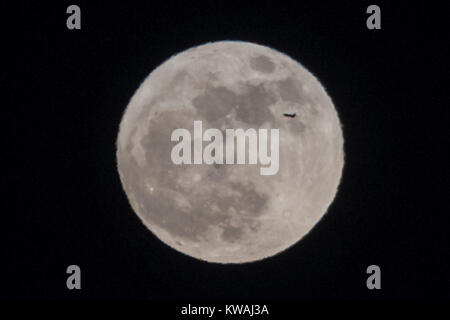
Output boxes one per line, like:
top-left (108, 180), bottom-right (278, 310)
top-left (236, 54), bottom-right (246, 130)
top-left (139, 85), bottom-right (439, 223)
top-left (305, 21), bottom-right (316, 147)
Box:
top-left (116, 41), bottom-right (344, 263)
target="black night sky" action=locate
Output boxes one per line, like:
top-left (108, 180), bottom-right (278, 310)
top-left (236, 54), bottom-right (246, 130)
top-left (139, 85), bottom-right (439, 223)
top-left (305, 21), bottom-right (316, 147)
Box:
top-left (3, 0), bottom-right (448, 304)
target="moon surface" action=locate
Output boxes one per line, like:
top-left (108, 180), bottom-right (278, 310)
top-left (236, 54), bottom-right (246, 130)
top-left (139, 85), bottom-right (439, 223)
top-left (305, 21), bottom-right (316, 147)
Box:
top-left (116, 41), bottom-right (344, 263)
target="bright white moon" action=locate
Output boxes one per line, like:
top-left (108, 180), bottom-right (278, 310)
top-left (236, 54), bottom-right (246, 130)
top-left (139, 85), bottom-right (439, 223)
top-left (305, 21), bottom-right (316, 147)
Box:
top-left (117, 41), bottom-right (344, 263)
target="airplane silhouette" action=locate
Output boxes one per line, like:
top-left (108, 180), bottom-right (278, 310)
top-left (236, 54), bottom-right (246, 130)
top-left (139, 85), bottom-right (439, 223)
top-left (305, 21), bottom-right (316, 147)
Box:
top-left (283, 113), bottom-right (296, 118)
